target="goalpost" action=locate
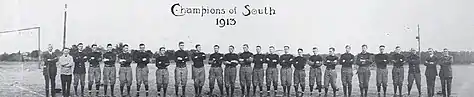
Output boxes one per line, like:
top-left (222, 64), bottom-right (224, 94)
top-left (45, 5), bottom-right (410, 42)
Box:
top-left (0, 27), bottom-right (41, 69)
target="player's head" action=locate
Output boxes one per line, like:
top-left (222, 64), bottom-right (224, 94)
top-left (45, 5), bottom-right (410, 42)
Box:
top-left (410, 48), bottom-right (416, 53)
top-left (284, 46), bottom-right (290, 53)
top-left (243, 44), bottom-right (249, 52)
top-left (213, 45), bottom-right (220, 53)
top-left (123, 44), bottom-right (129, 52)
top-left (443, 48), bottom-right (449, 55)
top-left (47, 44), bottom-right (53, 51)
top-left (269, 46), bottom-right (275, 53)
top-left (361, 44), bottom-right (368, 52)
top-left (159, 47), bottom-right (166, 55)
top-left (345, 45), bottom-right (351, 53)
top-left (229, 45), bottom-right (235, 53)
top-left (379, 45), bottom-right (385, 53)
top-left (62, 48), bottom-right (70, 55)
top-left (178, 41), bottom-right (185, 50)
top-left (297, 48), bottom-right (303, 55)
top-left (195, 44), bottom-right (202, 52)
top-left (91, 44), bottom-right (98, 51)
top-left (77, 43), bottom-right (84, 50)
top-left (329, 47), bottom-right (335, 55)
top-left (395, 46), bottom-right (401, 53)
top-left (312, 47), bottom-right (318, 54)
top-left (256, 46), bottom-right (262, 53)
top-left (106, 44), bottom-right (113, 51)
top-left (139, 43), bottom-right (146, 51)
top-left (428, 48), bottom-right (434, 54)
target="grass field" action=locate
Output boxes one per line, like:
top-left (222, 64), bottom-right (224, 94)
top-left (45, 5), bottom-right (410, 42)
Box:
top-left (0, 61), bottom-right (473, 97)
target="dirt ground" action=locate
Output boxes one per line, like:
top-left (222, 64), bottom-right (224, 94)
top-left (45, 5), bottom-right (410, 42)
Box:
top-left (1, 61), bottom-right (473, 97)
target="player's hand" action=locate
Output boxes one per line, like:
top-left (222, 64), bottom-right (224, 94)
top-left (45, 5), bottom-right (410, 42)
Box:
top-left (225, 61), bottom-right (231, 64)
top-left (194, 56), bottom-right (198, 58)
top-left (142, 58), bottom-right (147, 61)
top-left (342, 60), bottom-right (345, 62)
top-left (272, 60), bottom-right (277, 62)
top-left (83, 56), bottom-right (87, 59)
top-left (296, 61), bottom-right (299, 64)
top-left (47, 59), bottom-right (52, 61)
top-left (103, 59), bottom-right (109, 61)
top-left (177, 57), bottom-right (183, 60)
top-left (91, 57), bottom-right (95, 60)
top-left (158, 62), bottom-right (162, 64)
top-left (429, 62), bottom-right (434, 64)
top-left (316, 61), bottom-right (320, 64)
top-left (231, 60), bottom-right (238, 63)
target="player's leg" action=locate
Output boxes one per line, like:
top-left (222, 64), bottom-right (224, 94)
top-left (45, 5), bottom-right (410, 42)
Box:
top-left (415, 73), bottom-right (422, 95)
top-left (143, 67), bottom-right (150, 96)
top-left (323, 70), bottom-right (330, 95)
top-left (174, 68), bottom-right (181, 96)
top-left (216, 68), bottom-right (224, 96)
top-left (119, 67), bottom-right (126, 96)
top-left (407, 73), bottom-right (414, 95)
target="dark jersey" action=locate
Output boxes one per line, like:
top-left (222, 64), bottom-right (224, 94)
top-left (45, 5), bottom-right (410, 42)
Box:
top-left (192, 52), bottom-right (206, 68)
top-left (253, 53), bottom-right (265, 69)
top-left (280, 54), bottom-right (294, 68)
top-left (174, 50), bottom-right (189, 67)
top-left (43, 51), bottom-right (58, 69)
top-left (118, 52), bottom-right (133, 67)
top-left (356, 52), bottom-right (372, 67)
top-left (209, 53), bottom-right (224, 67)
top-left (309, 54), bottom-right (323, 68)
top-left (224, 53), bottom-right (239, 67)
top-left (407, 53), bottom-right (421, 73)
top-left (339, 53), bottom-right (355, 68)
top-left (391, 53), bottom-right (405, 67)
top-left (88, 52), bottom-right (102, 67)
top-left (103, 51), bottom-right (117, 67)
top-left (239, 52), bottom-right (253, 66)
top-left (425, 55), bottom-right (438, 76)
top-left (134, 50), bottom-right (151, 68)
top-left (72, 51), bottom-right (87, 73)
top-left (265, 54), bottom-right (279, 68)
top-left (293, 56), bottom-right (306, 70)
top-left (325, 55), bottom-right (339, 70)
top-left (374, 53), bottom-right (389, 69)
top-left (155, 54), bottom-right (170, 69)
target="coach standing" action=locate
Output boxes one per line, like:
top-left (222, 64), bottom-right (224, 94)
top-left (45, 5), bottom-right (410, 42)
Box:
top-left (308, 47), bottom-right (323, 95)
top-left (43, 44), bottom-right (58, 97)
top-left (356, 44), bottom-right (372, 97)
top-left (439, 48), bottom-right (453, 97)
top-left (406, 48), bottom-right (421, 95)
top-left (118, 44), bottom-right (133, 96)
top-left (174, 42), bottom-right (189, 96)
top-left (72, 43), bottom-right (87, 96)
top-left (293, 48), bottom-right (307, 96)
top-left (391, 46), bottom-right (405, 96)
top-left (239, 44), bottom-right (253, 97)
top-left (324, 47), bottom-right (339, 96)
top-left (265, 46), bottom-right (279, 96)
top-left (224, 45), bottom-right (239, 96)
top-left (339, 45), bottom-right (355, 97)
top-left (252, 46), bottom-right (265, 96)
top-left (280, 46), bottom-right (294, 97)
top-left (155, 47), bottom-right (170, 96)
top-left (424, 48), bottom-right (438, 97)
top-left (102, 44), bottom-right (117, 96)
top-left (87, 44), bottom-right (102, 96)
top-left (134, 43), bottom-right (152, 96)
top-left (208, 45), bottom-right (225, 96)
top-left (192, 44), bottom-right (206, 96)
top-left (374, 45), bottom-right (389, 95)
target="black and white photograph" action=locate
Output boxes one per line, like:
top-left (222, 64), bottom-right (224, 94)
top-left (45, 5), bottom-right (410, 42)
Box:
top-left (0, 0), bottom-right (473, 97)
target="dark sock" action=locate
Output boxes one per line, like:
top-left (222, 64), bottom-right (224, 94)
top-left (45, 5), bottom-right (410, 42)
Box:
top-left (104, 85), bottom-right (108, 95)
top-left (287, 86), bottom-right (291, 95)
top-left (301, 84), bottom-right (305, 92)
top-left (120, 85), bottom-right (124, 95)
top-left (377, 85), bottom-right (380, 93)
top-left (219, 86), bottom-right (224, 95)
top-left (182, 86), bottom-right (186, 95)
top-left (111, 85), bottom-right (115, 96)
top-left (360, 87), bottom-right (363, 95)
top-left (246, 86), bottom-right (251, 96)
top-left (283, 86), bottom-right (287, 94)
top-left (348, 85), bottom-right (352, 96)
top-left (163, 87), bottom-right (167, 96)
top-left (408, 85), bottom-right (412, 95)
top-left (175, 86), bottom-right (179, 95)
top-left (343, 86), bottom-right (347, 95)
top-left (74, 85), bottom-right (78, 95)
top-left (325, 88), bottom-right (328, 94)
top-left (267, 86), bottom-right (271, 92)
top-left (394, 86), bottom-right (397, 95)
top-left (137, 85), bottom-right (141, 92)
top-left (333, 88), bottom-right (337, 96)
top-left (88, 85), bottom-right (93, 91)
top-left (274, 85), bottom-right (278, 91)
top-left (81, 86), bottom-right (84, 95)
top-left (294, 86), bottom-right (299, 93)
top-left (383, 86), bottom-right (387, 94)
top-left (210, 87), bottom-right (214, 94)
top-left (398, 85), bottom-right (403, 95)
top-left (364, 87), bottom-right (368, 96)
top-left (310, 85), bottom-right (314, 92)
top-left (145, 85), bottom-right (149, 92)
top-left (126, 86), bottom-right (131, 95)
top-left (194, 86), bottom-right (198, 94)
top-left (241, 86), bottom-right (245, 95)
top-left (259, 86), bottom-right (263, 93)
top-left (231, 87), bottom-right (235, 96)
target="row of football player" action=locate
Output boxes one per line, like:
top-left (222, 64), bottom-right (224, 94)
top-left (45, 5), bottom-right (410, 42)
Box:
top-left (42, 42), bottom-right (453, 97)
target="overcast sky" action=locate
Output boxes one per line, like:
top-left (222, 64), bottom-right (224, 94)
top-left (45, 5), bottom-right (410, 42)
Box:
top-left (0, 0), bottom-right (473, 54)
